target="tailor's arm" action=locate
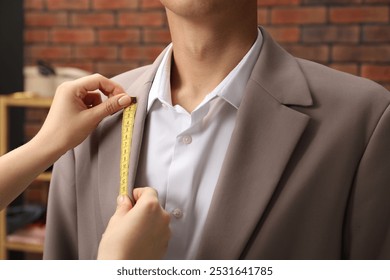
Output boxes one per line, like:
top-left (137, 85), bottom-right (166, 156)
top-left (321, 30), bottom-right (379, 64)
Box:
top-left (0, 74), bottom-right (131, 210)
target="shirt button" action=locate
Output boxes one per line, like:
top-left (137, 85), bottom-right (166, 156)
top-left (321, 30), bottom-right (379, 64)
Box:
top-left (172, 208), bottom-right (183, 219)
top-left (182, 135), bottom-right (192, 144)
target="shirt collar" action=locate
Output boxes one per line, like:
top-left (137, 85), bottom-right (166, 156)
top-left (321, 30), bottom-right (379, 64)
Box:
top-left (147, 28), bottom-right (263, 112)
top-left (219, 28), bottom-right (263, 109)
top-left (147, 44), bottom-right (173, 112)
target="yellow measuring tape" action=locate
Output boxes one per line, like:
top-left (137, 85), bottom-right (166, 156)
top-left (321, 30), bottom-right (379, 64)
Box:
top-left (119, 98), bottom-right (137, 199)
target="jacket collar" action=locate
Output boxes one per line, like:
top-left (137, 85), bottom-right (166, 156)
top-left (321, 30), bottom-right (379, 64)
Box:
top-left (251, 27), bottom-right (312, 107)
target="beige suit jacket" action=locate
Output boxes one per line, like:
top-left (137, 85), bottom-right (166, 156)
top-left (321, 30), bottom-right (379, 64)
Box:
top-left (44, 28), bottom-right (390, 259)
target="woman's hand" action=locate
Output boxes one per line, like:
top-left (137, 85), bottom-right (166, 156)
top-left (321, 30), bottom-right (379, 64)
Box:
top-left (97, 187), bottom-right (171, 260)
top-left (35, 73), bottom-right (131, 155)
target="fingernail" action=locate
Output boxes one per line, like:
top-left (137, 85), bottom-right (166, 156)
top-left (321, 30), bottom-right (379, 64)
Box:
top-left (117, 195), bottom-right (125, 205)
top-left (118, 95), bottom-right (131, 106)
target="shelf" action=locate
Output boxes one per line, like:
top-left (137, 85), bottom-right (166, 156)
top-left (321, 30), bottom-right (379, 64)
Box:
top-left (6, 223), bottom-right (45, 254)
top-left (36, 172), bottom-right (52, 182)
top-left (6, 242), bottom-right (43, 254)
top-left (0, 92), bottom-right (52, 108)
top-left (0, 94), bottom-right (52, 259)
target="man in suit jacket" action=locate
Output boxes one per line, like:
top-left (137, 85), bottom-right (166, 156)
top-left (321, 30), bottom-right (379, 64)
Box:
top-left (44, 0), bottom-right (390, 259)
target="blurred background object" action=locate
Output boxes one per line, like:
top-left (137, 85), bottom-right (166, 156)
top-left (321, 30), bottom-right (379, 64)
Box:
top-left (24, 61), bottom-right (90, 97)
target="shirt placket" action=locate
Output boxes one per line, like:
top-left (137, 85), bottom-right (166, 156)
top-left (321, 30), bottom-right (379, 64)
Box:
top-left (164, 105), bottom-right (209, 259)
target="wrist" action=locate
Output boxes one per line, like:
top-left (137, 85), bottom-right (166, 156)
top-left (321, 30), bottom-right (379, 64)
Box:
top-left (29, 131), bottom-right (67, 166)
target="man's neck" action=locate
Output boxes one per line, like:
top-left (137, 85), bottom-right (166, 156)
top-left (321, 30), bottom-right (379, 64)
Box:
top-left (167, 9), bottom-right (258, 112)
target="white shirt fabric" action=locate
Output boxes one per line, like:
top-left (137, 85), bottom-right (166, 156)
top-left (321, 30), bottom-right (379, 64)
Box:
top-left (135, 29), bottom-right (263, 259)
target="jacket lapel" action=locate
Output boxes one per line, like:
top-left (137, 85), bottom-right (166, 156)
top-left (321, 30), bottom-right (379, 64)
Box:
top-left (196, 27), bottom-right (313, 259)
top-left (96, 52), bottom-right (166, 229)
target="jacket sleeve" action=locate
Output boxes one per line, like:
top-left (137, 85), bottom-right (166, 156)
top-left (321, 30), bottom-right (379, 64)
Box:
top-left (344, 103), bottom-right (390, 259)
top-left (43, 149), bottom-right (78, 259)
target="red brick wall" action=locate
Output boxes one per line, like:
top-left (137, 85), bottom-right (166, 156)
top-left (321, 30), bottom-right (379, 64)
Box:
top-left (24, 0), bottom-right (390, 89)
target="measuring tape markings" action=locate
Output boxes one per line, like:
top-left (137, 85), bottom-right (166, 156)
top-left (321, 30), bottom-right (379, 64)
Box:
top-left (119, 98), bottom-right (137, 198)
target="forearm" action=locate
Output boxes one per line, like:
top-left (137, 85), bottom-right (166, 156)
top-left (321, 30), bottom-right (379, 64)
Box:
top-left (0, 136), bottom-right (63, 210)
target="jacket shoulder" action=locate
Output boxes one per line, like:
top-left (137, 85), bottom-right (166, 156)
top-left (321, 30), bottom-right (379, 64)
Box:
top-left (111, 65), bottom-right (153, 89)
top-left (296, 58), bottom-right (390, 105)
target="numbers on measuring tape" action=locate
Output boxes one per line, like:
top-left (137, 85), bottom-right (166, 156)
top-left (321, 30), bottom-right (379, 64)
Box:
top-left (119, 98), bottom-right (137, 198)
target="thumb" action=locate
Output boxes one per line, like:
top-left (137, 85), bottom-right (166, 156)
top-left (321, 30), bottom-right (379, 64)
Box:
top-left (90, 94), bottom-right (132, 121)
top-left (115, 194), bottom-right (133, 216)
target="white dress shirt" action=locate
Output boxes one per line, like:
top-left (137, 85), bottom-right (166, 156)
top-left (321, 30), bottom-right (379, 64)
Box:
top-left (135, 29), bottom-right (263, 259)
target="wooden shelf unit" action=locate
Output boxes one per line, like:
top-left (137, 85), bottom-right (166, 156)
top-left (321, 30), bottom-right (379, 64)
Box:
top-left (0, 94), bottom-right (52, 259)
